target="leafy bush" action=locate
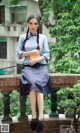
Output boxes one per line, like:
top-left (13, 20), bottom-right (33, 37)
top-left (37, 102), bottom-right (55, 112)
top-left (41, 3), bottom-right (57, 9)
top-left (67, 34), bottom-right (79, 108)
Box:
top-left (10, 91), bottom-right (20, 116)
top-left (54, 56), bottom-right (80, 73)
top-left (46, 0), bottom-right (80, 73)
top-left (57, 82), bottom-right (80, 133)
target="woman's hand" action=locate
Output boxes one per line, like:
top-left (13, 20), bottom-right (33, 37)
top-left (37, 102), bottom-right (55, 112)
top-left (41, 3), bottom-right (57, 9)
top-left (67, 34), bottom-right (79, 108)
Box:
top-left (21, 49), bottom-right (39, 58)
top-left (30, 49), bottom-right (39, 55)
top-left (28, 58), bottom-right (39, 66)
top-left (28, 56), bottom-right (46, 66)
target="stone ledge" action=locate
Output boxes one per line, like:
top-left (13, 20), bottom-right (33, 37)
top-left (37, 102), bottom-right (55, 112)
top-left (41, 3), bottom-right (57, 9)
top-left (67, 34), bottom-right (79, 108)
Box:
top-left (0, 74), bottom-right (80, 92)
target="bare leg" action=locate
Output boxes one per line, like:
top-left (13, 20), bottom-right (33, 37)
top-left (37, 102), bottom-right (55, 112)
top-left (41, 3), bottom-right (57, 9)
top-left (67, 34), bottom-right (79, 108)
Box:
top-left (29, 90), bottom-right (37, 119)
top-left (29, 90), bottom-right (38, 131)
top-left (37, 92), bottom-right (44, 120)
top-left (36, 92), bottom-right (44, 132)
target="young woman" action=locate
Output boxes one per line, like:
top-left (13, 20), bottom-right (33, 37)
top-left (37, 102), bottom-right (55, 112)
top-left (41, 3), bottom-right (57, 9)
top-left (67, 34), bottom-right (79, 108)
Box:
top-left (16, 15), bottom-right (53, 132)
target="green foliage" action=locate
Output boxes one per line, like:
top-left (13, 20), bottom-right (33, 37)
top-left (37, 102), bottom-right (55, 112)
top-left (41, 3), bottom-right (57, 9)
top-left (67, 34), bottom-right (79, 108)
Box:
top-left (10, 0), bottom-right (20, 5)
top-left (44, 94), bottom-right (51, 113)
top-left (9, 90), bottom-right (32, 116)
top-left (57, 82), bottom-right (80, 132)
top-left (10, 91), bottom-right (20, 116)
top-left (54, 56), bottom-right (80, 73)
top-left (42, 0), bottom-right (80, 73)
top-left (0, 91), bottom-right (51, 117)
top-left (57, 83), bottom-right (80, 116)
top-left (38, 0), bottom-right (53, 23)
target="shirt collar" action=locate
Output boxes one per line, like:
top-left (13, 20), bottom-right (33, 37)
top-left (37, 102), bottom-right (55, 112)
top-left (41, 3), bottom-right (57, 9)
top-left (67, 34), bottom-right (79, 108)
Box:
top-left (28, 32), bottom-right (37, 39)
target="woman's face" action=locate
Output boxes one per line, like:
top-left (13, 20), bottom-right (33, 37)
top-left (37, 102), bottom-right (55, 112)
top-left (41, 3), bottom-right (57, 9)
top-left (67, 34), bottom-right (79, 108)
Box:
top-left (28, 18), bottom-right (39, 35)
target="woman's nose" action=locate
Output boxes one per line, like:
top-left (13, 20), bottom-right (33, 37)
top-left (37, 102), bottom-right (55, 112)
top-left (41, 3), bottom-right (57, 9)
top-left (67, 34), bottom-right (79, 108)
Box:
top-left (32, 24), bottom-right (35, 28)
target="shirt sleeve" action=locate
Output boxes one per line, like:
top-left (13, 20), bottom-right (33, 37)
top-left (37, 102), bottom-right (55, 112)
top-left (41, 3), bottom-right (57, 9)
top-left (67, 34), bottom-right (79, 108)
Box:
top-left (16, 35), bottom-right (24, 59)
top-left (42, 35), bottom-right (50, 60)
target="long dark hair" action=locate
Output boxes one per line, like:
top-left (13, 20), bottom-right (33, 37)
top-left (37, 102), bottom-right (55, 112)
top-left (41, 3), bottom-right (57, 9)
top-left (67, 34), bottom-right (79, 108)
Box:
top-left (22, 15), bottom-right (40, 50)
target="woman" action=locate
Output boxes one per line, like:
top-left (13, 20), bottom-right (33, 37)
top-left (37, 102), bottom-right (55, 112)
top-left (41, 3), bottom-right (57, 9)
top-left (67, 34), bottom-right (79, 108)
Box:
top-left (16, 15), bottom-right (53, 132)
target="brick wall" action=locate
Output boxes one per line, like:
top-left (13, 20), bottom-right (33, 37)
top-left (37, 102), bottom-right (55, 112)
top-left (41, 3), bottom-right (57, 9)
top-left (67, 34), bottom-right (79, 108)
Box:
top-left (0, 118), bottom-right (72, 133)
top-left (0, 74), bottom-right (80, 91)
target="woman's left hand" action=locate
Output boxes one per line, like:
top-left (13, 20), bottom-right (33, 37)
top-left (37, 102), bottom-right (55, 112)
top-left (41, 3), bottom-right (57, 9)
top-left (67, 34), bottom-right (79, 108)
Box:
top-left (28, 56), bottom-right (45, 66)
top-left (28, 59), bottom-right (39, 66)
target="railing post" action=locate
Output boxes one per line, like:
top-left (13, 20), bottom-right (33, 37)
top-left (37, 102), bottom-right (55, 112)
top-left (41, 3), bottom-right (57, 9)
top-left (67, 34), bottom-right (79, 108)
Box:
top-left (18, 95), bottom-right (28, 121)
top-left (2, 91), bottom-right (12, 122)
top-left (49, 89), bottom-right (59, 117)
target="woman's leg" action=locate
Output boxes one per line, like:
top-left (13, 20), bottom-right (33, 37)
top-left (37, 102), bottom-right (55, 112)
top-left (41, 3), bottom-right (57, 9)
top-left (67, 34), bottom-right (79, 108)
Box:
top-left (36, 92), bottom-right (44, 132)
top-left (29, 90), bottom-right (37, 119)
top-left (37, 92), bottom-right (44, 120)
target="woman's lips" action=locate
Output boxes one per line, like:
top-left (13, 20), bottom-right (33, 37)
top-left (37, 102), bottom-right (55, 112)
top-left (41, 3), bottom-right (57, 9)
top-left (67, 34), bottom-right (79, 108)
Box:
top-left (31, 28), bottom-right (35, 30)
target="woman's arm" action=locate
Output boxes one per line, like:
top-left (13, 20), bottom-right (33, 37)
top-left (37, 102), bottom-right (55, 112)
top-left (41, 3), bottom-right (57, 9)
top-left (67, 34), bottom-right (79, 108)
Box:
top-left (16, 35), bottom-right (25, 59)
top-left (28, 35), bottom-right (50, 66)
top-left (28, 56), bottom-right (46, 66)
top-left (16, 34), bottom-right (39, 59)
top-left (42, 35), bottom-right (50, 60)
top-left (21, 49), bottom-right (39, 58)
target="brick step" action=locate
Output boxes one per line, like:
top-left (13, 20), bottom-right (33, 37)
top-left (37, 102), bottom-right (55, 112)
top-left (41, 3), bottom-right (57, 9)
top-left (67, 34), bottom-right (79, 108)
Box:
top-left (0, 114), bottom-right (73, 133)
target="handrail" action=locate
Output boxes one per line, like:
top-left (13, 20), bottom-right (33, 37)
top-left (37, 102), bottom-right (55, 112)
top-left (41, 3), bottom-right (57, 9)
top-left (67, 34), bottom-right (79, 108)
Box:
top-left (0, 73), bottom-right (80, 91)
top-left (0, 65), bottom-right (17, 70)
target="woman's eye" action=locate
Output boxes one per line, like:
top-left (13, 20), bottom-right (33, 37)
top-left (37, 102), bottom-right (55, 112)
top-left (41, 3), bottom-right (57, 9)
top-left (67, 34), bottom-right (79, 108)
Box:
top-left (34, 23), bottom-right (38, 25)
top-left (29, 22), bottom-right (32, 25)
top-left (29, 22), bottom-right (38, 25)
